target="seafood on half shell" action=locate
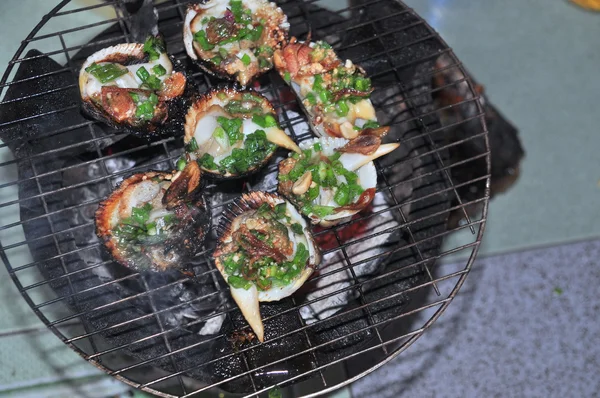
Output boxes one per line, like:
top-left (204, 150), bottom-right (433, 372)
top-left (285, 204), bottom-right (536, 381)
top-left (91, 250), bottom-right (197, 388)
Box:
top-left (213, 191), bottom-right (321, 341)
top-left (79, 36), bottom-right (190, 137)
top-left (274, 38), bottom-right (389, 139)
top-left (96, 162), bottom-right (210, 272)
top-left (183, 0), bottom-right (289, 86)
top-left (278, 136), bottom-right (399, 226)
top-left (183, 86), bottom-right (300, 179)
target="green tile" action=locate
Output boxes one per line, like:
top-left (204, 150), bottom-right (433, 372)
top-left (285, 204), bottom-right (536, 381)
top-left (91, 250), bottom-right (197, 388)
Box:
top-left (0, 331), bottom-right (103, 390)
top-left (404, 0), bottom-right (600, 259)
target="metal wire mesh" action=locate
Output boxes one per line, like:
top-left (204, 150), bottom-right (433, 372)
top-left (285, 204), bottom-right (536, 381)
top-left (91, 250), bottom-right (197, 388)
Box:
top-left (0, 0), bottom-right (490, 396)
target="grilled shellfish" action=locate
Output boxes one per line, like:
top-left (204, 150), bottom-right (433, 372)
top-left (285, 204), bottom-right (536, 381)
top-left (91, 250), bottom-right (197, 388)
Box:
top-left (183, 87), bottom-right (300, 179)
top-left (278, 136), bottom-right (399, 226)
top-left (274, 38), bottom-right (386, 139)
top-left (213, 192), bottom-right (321, 341)
top-left (183, 0), bottom-right (289, 86)
top-left (96, 162), bottom-right (210, 272)
top-left (79, 36), bottom-right (190, 137)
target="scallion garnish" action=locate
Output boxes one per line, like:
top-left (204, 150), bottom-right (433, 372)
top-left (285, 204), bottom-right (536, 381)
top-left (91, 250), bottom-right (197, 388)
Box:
top-left (85, 63), bottom-right (128, 84)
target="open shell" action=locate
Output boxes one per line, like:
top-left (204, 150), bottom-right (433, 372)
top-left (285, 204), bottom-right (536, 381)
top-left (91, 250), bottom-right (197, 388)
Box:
top-left (278, 137), bottom-right (399, 227)
top-left (79, 38), bottom-right (193, 139)
top-left (96, 165), bottom-right (210, 272)
top-left (213, 191), bottom-right (321, 341)
top-left (274, 39), bottom-right (381, 139)
top-left (184, 86), bottom-right (299, 179)
top-left (183, 0), bottom-right (289, 86)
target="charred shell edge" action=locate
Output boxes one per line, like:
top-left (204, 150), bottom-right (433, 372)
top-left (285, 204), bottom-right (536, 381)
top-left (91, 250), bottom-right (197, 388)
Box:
top-left (183, 85), bottom-right (281, 179)
top-left (183, 2), bottom-right (290, 87)
top-left (95, 170), bottom-right (209, 270)
top-left (214, 191), bottom-right (322, 285)
top-left (80, 44), bottom-right (196, 140)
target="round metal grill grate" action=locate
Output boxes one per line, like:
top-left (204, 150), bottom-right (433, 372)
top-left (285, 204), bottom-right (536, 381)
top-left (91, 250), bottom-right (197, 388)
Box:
top-left (0, 0), bottom-right (490, 396)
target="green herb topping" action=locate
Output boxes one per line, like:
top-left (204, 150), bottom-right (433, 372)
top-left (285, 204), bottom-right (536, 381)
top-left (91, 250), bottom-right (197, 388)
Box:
top-left (278, 142), bottom-right (365, 218)
top-left (129, 91), bottom-right (159, 121)
top-left (113, 202), bottom-right (177, 242)
top-left (85, 63), bottom-right (128, 84)
top-left (136, 66), bottom-right (163, 91)
top-left (143, 36), bottom-right (166, 61)
top-left (220, 203), bottom-right (310, 291)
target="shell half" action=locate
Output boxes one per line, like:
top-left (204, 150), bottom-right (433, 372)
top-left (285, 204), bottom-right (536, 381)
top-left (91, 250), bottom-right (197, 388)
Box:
top-left (183, 86), bottom-right (299, 179)
top-left (213, 191), bottom-right (321, 341)
top-left (274, 39), bottom-right (380, 139)
top-left (96, 165), bottom-right (210, 272)
top-left (278, 137), bottom-right (399, 226)
top-left (183, 0), bottom-right (289, 86)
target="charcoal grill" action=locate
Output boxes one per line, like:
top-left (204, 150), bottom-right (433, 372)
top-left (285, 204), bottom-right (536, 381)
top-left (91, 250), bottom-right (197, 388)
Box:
top-left (0, 0), bottom-right (490, 396)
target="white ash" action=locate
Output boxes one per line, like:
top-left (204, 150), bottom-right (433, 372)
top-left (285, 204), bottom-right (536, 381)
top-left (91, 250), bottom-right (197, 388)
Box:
top-left (300, 192), bottom-right (400, 324)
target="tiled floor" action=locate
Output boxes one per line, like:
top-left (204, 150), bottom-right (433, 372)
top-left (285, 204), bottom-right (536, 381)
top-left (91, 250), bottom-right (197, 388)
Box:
top-left (351, 239), bottom-right (600, 398)
top-left (1, 0), bottom-right (599, 397)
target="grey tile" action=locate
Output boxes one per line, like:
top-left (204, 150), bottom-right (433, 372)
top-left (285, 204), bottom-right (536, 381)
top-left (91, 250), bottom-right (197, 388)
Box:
top-left (351, 239), bottom-right (600, 398)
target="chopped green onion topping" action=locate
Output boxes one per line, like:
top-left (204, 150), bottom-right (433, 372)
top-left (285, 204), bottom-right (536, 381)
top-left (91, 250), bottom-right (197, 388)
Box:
top-left (362, 120), bottom-right (380, 129)
top-left (136, 66), bottom-right (162, 90)
top-left (198, 153), bottom-right (219, 170)
top-left (290, 223), bottom-right (303, 235)
top-left (228, 275), bottom-right (252, 289)
top-left (242, 92), bottom-right (262, 103)
top-left (152, 64), bottom-right (167, 77)
top-left (193, 30), bottom-right (215, 51)
top-left (224, 100), bottom-right (262, 115)
top-left (212, 126), bottom-right (230, 148)
top-left (186, 137), bottom-right (199, 152)
top-left (334, 183), bottom-right (350, 206)
top-left (136, 66), bottom-right (150, 81)
top-left (129, 92), bottom-right (141, 103)
top-left (240, 53), bottom-right (251, 66)
top-left (284, 71), bottom-right (291, 83)
top-left (143, 36), bottom-right (165, 61)
top-left (217, 116), bottom-right (244, 144)
top-left (85, 63), bottom-right (128, 84)
top-left (134, 92), bottom-right (159, 121)
top-left (305, 92), bottom-right (317, 105)
top-left (335, 100), bottom-right (349, 117)
top-left (248, 24), bottom-right (264, 42)
top-left (252, 114), bottom-right (278, 128)
top-left (212, 55), bottom-right (223, 65)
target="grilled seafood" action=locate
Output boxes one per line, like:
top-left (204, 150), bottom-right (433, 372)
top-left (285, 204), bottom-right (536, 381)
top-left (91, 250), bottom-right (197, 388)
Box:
top-left (183, 0), bottom-right (289, 86)
top-left (96, 162), bottom-right (210, 272)
top-left (274, 38), bottom-right (385, 139)
top-left (278, 136), bottom-right (399, 226)
top-left (183, 87), bottom-right (300, 179)
top-left (79, 36), bottom-right (189, 137)
top-left (213, 192), bottom-right (321, 341)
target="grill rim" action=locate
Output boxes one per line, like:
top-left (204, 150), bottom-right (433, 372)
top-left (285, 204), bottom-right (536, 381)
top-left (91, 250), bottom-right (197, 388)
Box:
top-left (0, 0), bottom-right (491, 396)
